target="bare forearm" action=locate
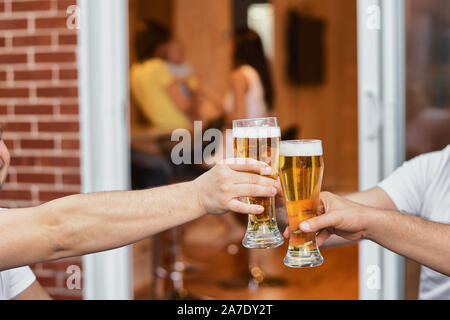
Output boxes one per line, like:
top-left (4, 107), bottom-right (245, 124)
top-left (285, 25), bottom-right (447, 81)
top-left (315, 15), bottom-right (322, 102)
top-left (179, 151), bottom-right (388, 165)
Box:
top-left (13, 281), bottom-right (52, 300)
top-left (306, 191), bottom-right (450, 275)
top-left (344, 187), bottom-right (397, 210)
top-left (48, 182), bottom-right (204, 259)
top-left (0, 182), bottom-right (203, 270)
top-left (321, 235), bottom-right (355, 248)
top-left (0, 160), bottom-right (277, 270)
top-left (365, 209), bottom-right (450, 276)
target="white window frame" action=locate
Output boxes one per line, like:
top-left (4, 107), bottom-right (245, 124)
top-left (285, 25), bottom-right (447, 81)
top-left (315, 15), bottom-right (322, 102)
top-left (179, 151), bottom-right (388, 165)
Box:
top-left (78, 0), bottom-right (132, 300)
top-left (357, 0), bottom-right (406, 300)
top-left (76, 0), bottom-right (408, 300)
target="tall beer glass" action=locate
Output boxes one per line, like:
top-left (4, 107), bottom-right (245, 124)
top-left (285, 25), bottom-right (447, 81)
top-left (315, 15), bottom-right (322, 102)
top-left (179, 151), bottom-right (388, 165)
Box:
top-left (233, 117), bottom-right (284, 249)
top-left (279, 140), bottom-right (324, 267)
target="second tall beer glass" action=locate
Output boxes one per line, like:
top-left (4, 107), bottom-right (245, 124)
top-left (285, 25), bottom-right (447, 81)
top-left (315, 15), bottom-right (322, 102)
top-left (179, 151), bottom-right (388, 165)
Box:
top-left (279, 140), bottom-right (324, 267)
top-left (233, 117), bottom-right (284, 249)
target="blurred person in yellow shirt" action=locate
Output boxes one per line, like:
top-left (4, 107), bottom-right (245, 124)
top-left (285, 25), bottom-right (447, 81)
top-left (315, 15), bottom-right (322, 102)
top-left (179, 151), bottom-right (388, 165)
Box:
top-left (130, 22), bottom-right (194, 132)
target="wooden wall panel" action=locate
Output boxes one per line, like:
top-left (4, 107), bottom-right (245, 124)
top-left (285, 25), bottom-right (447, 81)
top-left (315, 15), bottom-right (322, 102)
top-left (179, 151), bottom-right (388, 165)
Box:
top-left (272, 0), bottom-right (358, 192)
top-left (173, 0), bottom-right (233, 97)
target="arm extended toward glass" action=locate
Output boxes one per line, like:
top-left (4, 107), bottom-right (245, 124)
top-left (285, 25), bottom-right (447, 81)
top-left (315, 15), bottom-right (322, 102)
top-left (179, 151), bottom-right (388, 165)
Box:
top-left (0, 159), bottom-right (278, 271)
top-left (300, 191), bottom-right (450, 276)
top-left (276, 186), bottom-right (450, 275)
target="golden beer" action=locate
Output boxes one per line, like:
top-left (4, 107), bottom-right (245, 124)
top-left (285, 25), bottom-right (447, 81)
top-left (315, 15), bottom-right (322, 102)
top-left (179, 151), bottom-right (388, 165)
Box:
top-left (233, 118), bottom-right (284, 249)
top-left (279, 140), bottom-right (324, 267)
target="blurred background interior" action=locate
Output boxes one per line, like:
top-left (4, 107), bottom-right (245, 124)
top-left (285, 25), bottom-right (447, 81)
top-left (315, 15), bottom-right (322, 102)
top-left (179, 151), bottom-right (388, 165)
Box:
top-left (128, 0), bottom-right (360, 300)
top-left (0, 0), bottom-right (448, 300)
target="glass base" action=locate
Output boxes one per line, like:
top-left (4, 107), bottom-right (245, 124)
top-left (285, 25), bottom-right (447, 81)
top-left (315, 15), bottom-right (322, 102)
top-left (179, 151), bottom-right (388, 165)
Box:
top-left (242, 227), bottom-right (284, 249)
top-left (283, 251), bottom-right (324, 268)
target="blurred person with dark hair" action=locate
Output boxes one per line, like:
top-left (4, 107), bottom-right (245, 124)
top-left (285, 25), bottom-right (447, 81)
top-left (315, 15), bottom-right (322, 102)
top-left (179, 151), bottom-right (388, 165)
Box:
top-left (209, 28), bottom-right (276, 181)
top-left (225, 27), bottom-right (275, 124)
top-left (0, 125), bottom-right (279, 300)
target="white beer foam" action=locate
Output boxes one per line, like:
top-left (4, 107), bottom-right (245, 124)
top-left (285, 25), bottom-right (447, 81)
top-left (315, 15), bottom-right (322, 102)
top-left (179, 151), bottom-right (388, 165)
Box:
top-left (233, 126), bottom-right (281, 139)
top-left (280, 140), bottom-right (323, 156)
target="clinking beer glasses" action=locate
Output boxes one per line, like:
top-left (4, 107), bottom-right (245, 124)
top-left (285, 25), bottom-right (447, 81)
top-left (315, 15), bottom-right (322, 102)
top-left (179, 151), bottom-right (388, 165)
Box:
top-left (279, 140), bottom-right (324, 268)
top-left (233, 117), bottom-right (284, 249)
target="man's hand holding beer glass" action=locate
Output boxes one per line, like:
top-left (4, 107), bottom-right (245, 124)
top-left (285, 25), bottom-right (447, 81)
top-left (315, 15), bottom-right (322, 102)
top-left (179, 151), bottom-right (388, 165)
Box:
top-left (289, 192), bottom-right (450, 276)
top-left (195, 158), bottom-right (278, 215)
top-left (300, 192), bottom-right (373, 245)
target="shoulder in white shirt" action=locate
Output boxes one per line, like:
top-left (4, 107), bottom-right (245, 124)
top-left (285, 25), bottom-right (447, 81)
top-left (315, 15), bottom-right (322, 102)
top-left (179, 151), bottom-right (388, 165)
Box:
top-left (378, 145), bottom-right (450, 300)
top-left (0, 267), bottom-right (36, 300)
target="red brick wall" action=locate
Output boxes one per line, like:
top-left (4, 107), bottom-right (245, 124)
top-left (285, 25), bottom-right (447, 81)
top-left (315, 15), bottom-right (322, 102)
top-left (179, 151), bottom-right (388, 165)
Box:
top-left (0, 0), bottom-right (82, 300)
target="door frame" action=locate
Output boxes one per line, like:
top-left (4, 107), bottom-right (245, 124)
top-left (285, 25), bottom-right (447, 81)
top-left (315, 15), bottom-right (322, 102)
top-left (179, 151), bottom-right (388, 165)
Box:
top-left (77, 0), bottom-right (408, 300)
top-left (357, 0), bottom-right (406, 300)
top-left (78, 0), bottom-right (132, 300)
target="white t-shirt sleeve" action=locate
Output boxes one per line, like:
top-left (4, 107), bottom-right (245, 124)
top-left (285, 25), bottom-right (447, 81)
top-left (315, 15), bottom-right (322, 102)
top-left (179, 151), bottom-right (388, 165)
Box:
top-left (3, 267), bottom-right (36, 300)
top-left (378, 151), bottom-right (441, 217)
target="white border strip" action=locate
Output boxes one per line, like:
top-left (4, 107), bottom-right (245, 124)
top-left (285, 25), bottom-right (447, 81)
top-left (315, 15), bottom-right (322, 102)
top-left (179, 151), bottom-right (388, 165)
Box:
top-left (78, 0), bottom-right (132, 300)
